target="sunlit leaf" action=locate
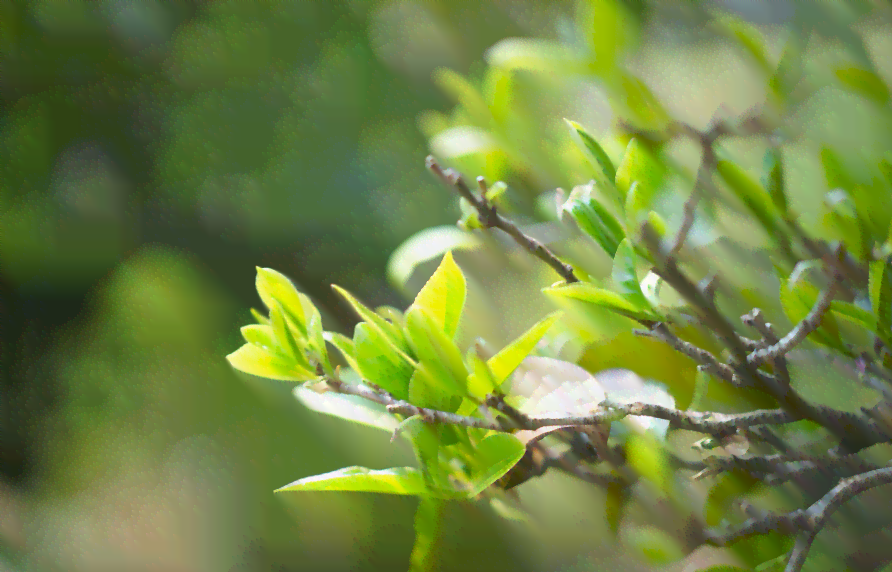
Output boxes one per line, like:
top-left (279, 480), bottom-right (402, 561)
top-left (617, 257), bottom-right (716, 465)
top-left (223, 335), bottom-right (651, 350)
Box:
top-left (466, 433), bottom-right (526, 497)
top-left (354, 322), bottom-right (414, 400)
top-left (333, 284), bottom-right (415, 361)
top-left (466, 346), bottom-right (497, 400)
top-left (410, 251), bottom-right (466, 339)
top-left (256, 267), bottom-right (308, 338)
top-left (485, 37), bottom-right (589, 75)
top-left (404, 306), bottom-right (469, 398)
top-left (241, 324), bottom-right (276, 352)
top-left (324, 331), bottom-right (362, 373)
top-left (293, 385), bottom-right (399, 432)
top-left (544, 282), bottom-right (656, 322)
top-left (388, 227), bottom-right (481, 291)
top-left (226, 343), bottom-right (317, 382)
top-left (487, 311), bottom-right (563, 387)
top-left (275, 466), bottom-right (426, 495)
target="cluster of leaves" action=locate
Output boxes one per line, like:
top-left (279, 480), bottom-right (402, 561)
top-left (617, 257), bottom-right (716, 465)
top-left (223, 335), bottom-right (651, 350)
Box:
top-left (228, 1), bottom-right (892, 571)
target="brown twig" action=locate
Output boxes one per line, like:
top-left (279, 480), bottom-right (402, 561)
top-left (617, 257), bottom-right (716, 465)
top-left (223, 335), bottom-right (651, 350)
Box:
top-left (426, 155), bottom-right (578, 283)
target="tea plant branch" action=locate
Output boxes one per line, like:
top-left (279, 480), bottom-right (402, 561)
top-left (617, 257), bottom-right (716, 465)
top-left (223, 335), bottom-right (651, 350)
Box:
top-left (707, 465), bottom-right (892, 571)
top-left (425, 155), bottom-right (579, 283)
top-left (747, 278), bottom-right (839, 366)
top-left (669, 122), bottom-right (721, 259)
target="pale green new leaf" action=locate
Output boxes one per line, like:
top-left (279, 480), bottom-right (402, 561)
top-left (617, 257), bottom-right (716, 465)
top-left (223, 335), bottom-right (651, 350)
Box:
top-left (241, 324), bottom-right (276, 351)
top-left (410, 251), bottom-right (466, 339)
top-left (487, 311), bottom-right (563, 387)
top-left (256, 267), bottom-right (307, 337)
top-left (466, 433), bottom-right (526, 497)
top-left (324, 331), bottom-right (361, 373)
top-left (293, 385), bottom-right (399, 432)
top-left (544, 282), bottom-right (656, 322)
top-left (333, 284), bottom-right (414, 362)
top-left (226, 343), bottom-right (317, 382)
top-left (404, 307), bottom-right (469, 399)
top-left (354, 322), bottom-right (414, 401)
top-left (387, 226), bottom-right (481, 290)
top-left (611, 238), bottom-right (651, 311)
top-left (275, 466), bottom-right (426, 495)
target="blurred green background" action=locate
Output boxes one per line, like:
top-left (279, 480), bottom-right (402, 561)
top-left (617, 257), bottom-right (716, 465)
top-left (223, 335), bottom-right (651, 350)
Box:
top-left (2, 1), bottom-right (892, 571)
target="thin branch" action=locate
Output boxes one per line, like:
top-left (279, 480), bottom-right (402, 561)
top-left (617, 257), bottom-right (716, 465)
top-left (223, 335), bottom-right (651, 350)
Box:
top-left (748, 279), bottom-right (839, 366)
top-left (426, 155), bottom-right (578, 283)
top-left (634, 323), bottom-right (741, 386)
top-left (669, 139), bottom-right (717, 258)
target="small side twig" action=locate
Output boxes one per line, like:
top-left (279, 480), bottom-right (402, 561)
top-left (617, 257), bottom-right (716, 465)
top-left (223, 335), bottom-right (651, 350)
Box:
top-left (748, 279), bottom-right (839, 366)
top-left (426, 155), bottom-right (578, 283)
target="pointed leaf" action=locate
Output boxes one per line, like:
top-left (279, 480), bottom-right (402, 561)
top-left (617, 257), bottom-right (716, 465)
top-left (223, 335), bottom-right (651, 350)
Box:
top-left (615, 137), bottom-right (664, 198)
top-left (270, 301), bottom-right (310, 371)
top-left (762, 147), bottom-right (787, 216)
top-left (466, 433), bottom-right (526, 497)
top-left (611, 238), bottom-right (651, 311)
top-left (487, 311), bottom-right (563, 387)
top-left (466, 346), bottom-right (497, 400)
top-left (411, 251), bottom-right (466, 338)
top-left (293, 385), bottom-right (399, 432)
top-left (716, 160), bottom-right (783, 236)
top-left (404, 307), bottom-right (468, 399)
top-left (354, 322), bottom-right (414, 401)
top-left (870, 259), bottom-right (892, 340)
top-left (250, 308), bottom-right (270, 326)
top-left (565, 119), bottom-right (616, 182)
top-left (324, 331), bottom-right (361, 373)
top-left (275, 466), bottom-right (426, 495)
top-left (544, 282), bottom-right (656, 322)
top-left (227, 343), bottom-right (317, 382)
top-left (333, 285), bottom-right (414, 362)
top-left (256, 267), bottom-right (308, 338)
top-left (388, 226), bottom-right (482, 290)
top-left (241, 324), bottom-right (276, 352)
top-left (562, 183), bottom-right (625, 257)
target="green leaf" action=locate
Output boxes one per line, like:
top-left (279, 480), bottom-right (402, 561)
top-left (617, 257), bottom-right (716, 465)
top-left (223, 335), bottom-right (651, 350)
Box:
top-left (487, 311), bottom-right (563, 387)
top-left (324, 331), bottom-right (361, 373)
top-left (241, 324), bottom-right (276, 351)
top-left (544, 282), bottom-right (656, 322)
top-left (615, 136), bottom-right (666, 227)
top-left (716, 15), bottom-right (772, 74)
top-left (484, 37), bottom-right (589, 75)
top-left (410, 251), bottom-right (466, 339)
top-left (388, 227), bottom-right (482, 291)
top-left (399, 416), bottom-right (456, 497)
top-left (577, 0), bottom-right (637, 78)
top-left (408, 496), bottom-right (445, 572)
top-left (820, 146), bottom-right (855, 191)
top-left (762, 147), bottom-right (787, 216)
top-left (613, 72), bottom-right (671, 131)
top-left (275, 466), bottom-right (426, 495)
top-left (562, 184), bottom-right (625, 257)
top-left (626, 433), bottom-right (671, 494)
top-left (716, 160), bottom-right (783, 236)
top-left (565, 119), bottom-right (616, 182)
top-left (408, 366), bottom-right (461, 413)
top-left (611, 238), bottom-right (651, 311)
top-left (354, 322), bottom-right (414, 401)
top-left (834, 66), bottom-right (891, 105)
top-left (624, 525), bottom-right (685, 566)
top-left (226, 343), bottom-right (317, 382)
top-left (256, 267), bottom-right (308, 338)
top-left (432, 68), bottom-right (492, 127)
top-left (870, 259), bottom-right (892, 339)
top-left (466, 346), bottom-right (497, 400)
top-left (823, 189), bottom-right (868, 261)
top-left (404, 307), bottom-right (469, 398)
top-left (250, 308), bottom-right (270, 326)
top-left (333, 285), bottom-right (414, 362)
top-left (293, 385), bottom-right (399, 432)
top-left (466, 433), bottom-right (526, 497)
top-left (270, 301), bottom-right (310, 372)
